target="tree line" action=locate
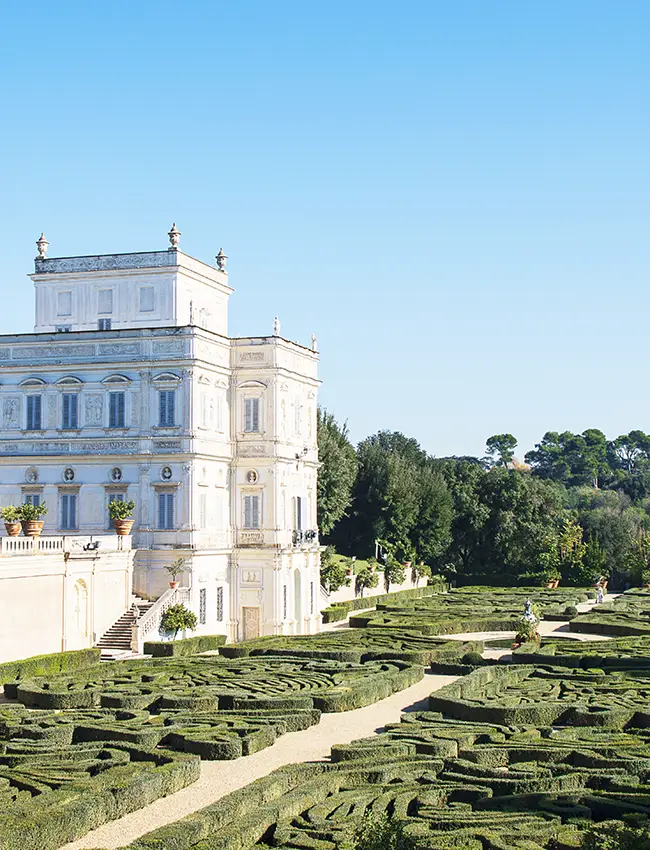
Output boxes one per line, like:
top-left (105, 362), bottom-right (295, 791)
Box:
top-left (317, 411), bottom-right (650, 588)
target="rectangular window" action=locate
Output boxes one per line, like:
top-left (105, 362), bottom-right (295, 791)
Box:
top-left (97, 289), bottom-right (113, 314)
top-left (199, 588), bottom-right (207, 625)
top-left (243, 494), bottom-right (260, 529)
top-left (139, 287), bottom-right (155, 312)
top-left (98, 318), bottom-right (112, 330)
top-left (57, 291), bottom-right (72, 316)
top-left (310, 581), bottom-right (315, 615)
top-left (24, 494), bottom-right (40, 508)
top-left (294, 496), bottom-right (303, 531)
top-left (56, 325), bottom-right (71, 333)
top-left (157, 492), bottom-right (175, 530)
top-left (109, 392), bottom-right (126, 428)
top-left (159, 390), bottom-right (176, 427)
top-left (61, 493), bottom-right (78, 530)
top-left (244, 397), bottom-right (260, 433)
top-left (283, 585), bottom-right (287, 620)
top-left (62, 393), bottom-right (79, 429)
top-left (26, 396), bottom-right (42, 431)
top-left (216, 586), bottom-right (224, 622)
top-left (108, 492), bottom-right (125, 528)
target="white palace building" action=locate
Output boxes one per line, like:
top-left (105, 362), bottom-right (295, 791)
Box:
top-left (0, 227), bottom-right (321, 662)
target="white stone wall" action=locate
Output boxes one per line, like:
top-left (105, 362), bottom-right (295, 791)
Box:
top-left (0, 544), bottom-right (134, 663)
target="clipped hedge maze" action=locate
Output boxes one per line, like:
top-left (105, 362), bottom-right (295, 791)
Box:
top-left (110, 712), bottom-right (650, 850)
top-left (570, 588), bottom-right (650, 636)
top-left (348, 586), bottom-right (595, 634)
top-left (429, 664), bottom-right (650, 727)
top-left (0, 655), bottom-right (421, 849)
top-left (219, 627), bottom-right (482, 665)
top-left (14, 655), bottom-right (422, 712)
top-left (513, 635), bottom-right (650, 669)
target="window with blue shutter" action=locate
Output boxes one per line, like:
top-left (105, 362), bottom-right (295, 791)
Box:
top-left (243, 494), bottom-right (260, 529)
top-left (157, 492), bottom-right (175, 529)
top-left (61, 493), bottom-right (78, 530)
top-left (26, 396), bottom-right (42, 431)
top-left (24, 494), bottom-right (40, 508)
top-left (244, 398), bottom-right (260, 433)
top-left (62, 394), bottom-right (79, 429)
top-left (109, 392), bottom-right (126, 428)
top-left (159, 390), bottom-right (176, 426)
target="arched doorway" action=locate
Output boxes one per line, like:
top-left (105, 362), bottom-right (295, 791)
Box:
top-left (293, 569), bottom-right (302, 634)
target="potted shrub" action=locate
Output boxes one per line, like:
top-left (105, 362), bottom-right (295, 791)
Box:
top-left (18, 502), bottom-right (48, 537)
top-left (108, 499), bottom-right (135, 535)
top-left (160, 602), bottom-right (197, 640)
top-left (164, 557), bottom-right (186, 589)
top-left (0, 506), bottom-right (21, 537)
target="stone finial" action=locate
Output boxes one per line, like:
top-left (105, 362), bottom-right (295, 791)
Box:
top-left (36, 233), bottom-right (49, 259)
top-left (216, 248), bottom-right (228, 271)
top-left (273, 316), bottom-right (281, 336)
top-left (311, 334), bottom-right (318, 352)
top-left (168, 223), bottom-right (181, 249)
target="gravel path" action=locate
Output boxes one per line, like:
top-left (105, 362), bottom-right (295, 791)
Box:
top-left (61, 671), bottom-right (457, 850)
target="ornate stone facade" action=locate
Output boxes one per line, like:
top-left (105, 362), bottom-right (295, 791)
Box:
top-left (0, 238), bottom-right (321, 641)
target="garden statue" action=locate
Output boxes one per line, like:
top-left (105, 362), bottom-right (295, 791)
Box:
top-left (523, 598), bottom-right (538, 624)
top-left (596, 586), bottom-right (604, 604)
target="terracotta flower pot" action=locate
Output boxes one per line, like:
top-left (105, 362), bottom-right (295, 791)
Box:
top-left (4, 521), bottom-right (21, 537)
top-left (22, 520), bottom-right (44, 538)
top-left (113, 519), bottom-right (134, 536)
top-left (168, 580), bottom-right (179, 589)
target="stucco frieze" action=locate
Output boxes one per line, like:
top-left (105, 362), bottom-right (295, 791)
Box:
top-left (12, 345), bottom-right (96, 360)
top-left (34, 251), bottom-right (176, 274)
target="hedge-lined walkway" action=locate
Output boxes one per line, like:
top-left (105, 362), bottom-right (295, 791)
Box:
top-left (61, 670), bottom-right (457, 850)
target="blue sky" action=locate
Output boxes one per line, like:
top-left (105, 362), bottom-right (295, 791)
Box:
top-left (1, 2), bottom-right (649, 459)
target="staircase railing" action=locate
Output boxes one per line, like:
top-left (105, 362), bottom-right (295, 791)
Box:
top-left (131, 586), bottom-right (191, 653)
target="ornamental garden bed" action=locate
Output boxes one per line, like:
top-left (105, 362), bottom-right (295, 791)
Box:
top-left (568, 589), bottom-right (650, 636)
top-left (347, 586), bottom-right (594, 634)
top-left (219, 627), bottom-right (482, 665)
top-left (102, 711), bottom-right (650, 850)
top-left (428, 664), bottom-right (650, 727)
top-left (13, 655), bottom-right (422, 712)
top-left (513, 635), bottom-right (650, 669)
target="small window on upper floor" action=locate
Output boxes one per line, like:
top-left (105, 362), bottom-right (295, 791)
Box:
top-left (244, 397), bottom-right (260, 433)
top-left (61, 393), bottom-right (79, 430)
top-left (97, 289), bottom-right (113, 315)
top-left (26, 396), bottom-right (42, 431)
top-left (56, 325), bottom-right (72, 333)
top-left (98, 319), bottom-right (112, 331)
top-left (57, 291), bottom-right (72, 317)
top-left (108, 392), bottom-right (126, 428)
top-left (158, 390), bottom-right (176, 427)
top-left (139, 287), bottom-right (155, 312)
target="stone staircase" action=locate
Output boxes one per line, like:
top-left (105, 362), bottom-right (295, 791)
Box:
top-left (97, 596), bottom-right (154, 660)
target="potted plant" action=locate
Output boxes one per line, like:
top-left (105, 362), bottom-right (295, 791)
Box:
top-left (164, 557), bottom-right (186, 589)
top-left (1, 506), bottom-right (22, 537)
top-left (160, 603), bottom-right (197, 640)
top-left (18, 502), bottom-right (48, 537)
top-left (108, 499), bottom-right (135, 535)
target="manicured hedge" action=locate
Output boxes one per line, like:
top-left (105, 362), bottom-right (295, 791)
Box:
top-left (513, 635), bottom-right (650, 670)
top-left (219, 627), bottom-right (482, 666)
top-left (0, 647), bottom-right (100, 693)
top-left (428, 664), bottom-right (650, 728)
top-left (110, 711), bottom-right (650, 850)
top-left (320, 581), bottom-right (447, 624)
top-left (14, 655), bottom-right (423, 712)
top-left (143, 634), bottom-right (227, 657)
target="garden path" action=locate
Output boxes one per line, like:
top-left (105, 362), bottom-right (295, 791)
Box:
top-left (61, 671), bottom-right (457, 850)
